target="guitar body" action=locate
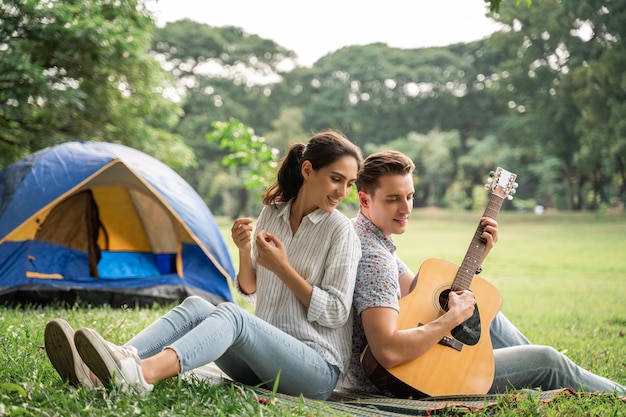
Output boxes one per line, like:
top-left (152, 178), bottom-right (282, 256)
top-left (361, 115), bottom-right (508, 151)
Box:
top-left (363, 258), bottom-right (503, 397)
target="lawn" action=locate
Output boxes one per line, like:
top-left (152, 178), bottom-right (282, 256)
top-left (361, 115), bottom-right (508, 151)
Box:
top-left (1, 209), bottom-right (625, 416)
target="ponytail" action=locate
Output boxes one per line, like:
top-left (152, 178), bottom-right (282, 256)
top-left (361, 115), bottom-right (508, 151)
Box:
top-left (263, 143), bottom-right (306, 205)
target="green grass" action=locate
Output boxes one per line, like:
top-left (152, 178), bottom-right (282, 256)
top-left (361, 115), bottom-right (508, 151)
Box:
top-left (1, 210), bottom-right (625, 416)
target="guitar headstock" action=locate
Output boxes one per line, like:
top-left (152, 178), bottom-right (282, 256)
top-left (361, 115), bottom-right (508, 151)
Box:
top-left (485, 167), bottom-right (518, 200)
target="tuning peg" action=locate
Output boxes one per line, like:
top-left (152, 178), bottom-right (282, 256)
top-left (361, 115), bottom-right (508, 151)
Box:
top-left (507, 195), bottom-right (514, 200)
top-left (487, 177), bottom-right (493, 183)
top-left (489, 171), bottom-right (495, 178)
top-left (510, 189), bottom-right (517, 195)
top-left (484, 184), bottom-right (491, 190)
top-left (512, 182), bottom-right (519, 189)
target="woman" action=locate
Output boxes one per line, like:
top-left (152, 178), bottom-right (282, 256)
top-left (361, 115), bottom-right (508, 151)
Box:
top-left (45, 130), bottom-right (363, 400)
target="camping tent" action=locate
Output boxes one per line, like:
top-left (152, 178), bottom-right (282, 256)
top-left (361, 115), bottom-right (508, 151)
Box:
top-left (0, 141), bottom-right (235, 306)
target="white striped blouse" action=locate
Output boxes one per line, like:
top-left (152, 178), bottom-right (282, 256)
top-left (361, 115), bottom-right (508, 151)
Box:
top-left (251, 201), bottom-right (361, 372)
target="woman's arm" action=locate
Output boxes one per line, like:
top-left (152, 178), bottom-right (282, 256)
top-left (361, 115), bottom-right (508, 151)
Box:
top-left (231, 217), bottom-right (257, 294)
top-left (305, 220), bottom-right (361, 328)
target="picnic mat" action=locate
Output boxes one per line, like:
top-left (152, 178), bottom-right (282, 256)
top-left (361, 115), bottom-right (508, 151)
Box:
top-left (191, 364), bottom-right (621, 416)
top-left (253, 387), bottom-right (577, 416)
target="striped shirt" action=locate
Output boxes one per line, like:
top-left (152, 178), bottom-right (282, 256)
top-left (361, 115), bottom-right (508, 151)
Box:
top-left (251, 201), bottom-right (361, 372)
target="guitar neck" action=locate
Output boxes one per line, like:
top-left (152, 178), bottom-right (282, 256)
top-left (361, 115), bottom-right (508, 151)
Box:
top-left (452, 194), bottom-right (504, 291)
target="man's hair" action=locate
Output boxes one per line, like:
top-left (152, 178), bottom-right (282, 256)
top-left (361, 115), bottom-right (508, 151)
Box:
top-left (356, 151), bottom-right (415, 196)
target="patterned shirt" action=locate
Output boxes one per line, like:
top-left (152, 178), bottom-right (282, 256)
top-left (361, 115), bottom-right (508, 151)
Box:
top-left (251, 201), bottom-right (361, 372)
top-left (338, 212), bottom-right (409, 392)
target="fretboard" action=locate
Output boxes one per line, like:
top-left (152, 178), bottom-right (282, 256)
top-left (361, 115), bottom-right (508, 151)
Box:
top-left (451, 194), bottom-right (504, 291)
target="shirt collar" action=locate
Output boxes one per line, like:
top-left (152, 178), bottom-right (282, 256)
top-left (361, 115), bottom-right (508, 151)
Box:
top-left (277, 200), bottom-right (328, 225)
top-left (356, 211), bottom-right (397, 253)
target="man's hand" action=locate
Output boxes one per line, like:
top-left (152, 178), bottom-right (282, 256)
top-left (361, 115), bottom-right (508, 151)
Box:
top-left (447, 290), bottom-right (476, 324)
top-left (480, 217), bottom-right (498, 250)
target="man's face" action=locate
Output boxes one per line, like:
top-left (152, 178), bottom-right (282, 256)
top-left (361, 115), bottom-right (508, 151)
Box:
top-left (360, 173), bottom-right (414, 237)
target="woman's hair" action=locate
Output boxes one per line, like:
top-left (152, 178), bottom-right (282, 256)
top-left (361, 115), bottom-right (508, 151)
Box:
top-left (356, 151), bottom-right (415, 196)
top-left (263, 130), bottom-right (363, 205)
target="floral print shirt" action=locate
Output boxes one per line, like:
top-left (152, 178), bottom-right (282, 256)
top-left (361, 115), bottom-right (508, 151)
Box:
top-left (338, 212), bottom-right (409, 392)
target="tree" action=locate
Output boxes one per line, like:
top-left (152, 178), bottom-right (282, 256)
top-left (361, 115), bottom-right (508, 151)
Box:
top-left (568, 0), bottom-right (626, 207)
top-left (487, 0), bottom-right (532, 13)
top-left (263, 107), bottom-right (309, 155)
top-left (0, 0), bottom-right (193, 170)
top-left (151, 19), bottom-right (297, 197)
top-left (485, 0), bottom-right (625, 209)
top-left (206, 119), bottom-right (278, 219)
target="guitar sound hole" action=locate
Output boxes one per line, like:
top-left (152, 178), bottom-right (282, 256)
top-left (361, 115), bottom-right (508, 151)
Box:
top-left (438, 289), bottom-right (451, 312)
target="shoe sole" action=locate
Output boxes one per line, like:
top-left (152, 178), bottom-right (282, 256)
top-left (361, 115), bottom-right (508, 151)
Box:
top-left (74, 328), bottom-right (122, 391)
top-left (44, 319), bottom-right (85, 387)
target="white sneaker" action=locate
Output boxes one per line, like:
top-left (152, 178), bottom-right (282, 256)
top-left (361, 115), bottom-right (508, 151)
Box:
top-left (74, 327), bottom-right (153, 396)
top-left (44, 319), bottom-right (101, 388)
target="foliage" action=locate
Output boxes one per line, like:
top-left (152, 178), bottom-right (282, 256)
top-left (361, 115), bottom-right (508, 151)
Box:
top-left (2, 0), bottom-right (625, 215)
top-left (206, 119), bottom-right (278, 218)
top-left (151, 18), bottom-right (293, 137)
top-left (143, 0), bottom-right (626, 214)
top-left (151, 19), bottom-right (295, 214)
top-left (484, 0), bottom-right (626, 210)
top-left (486, 0), bottom-right (532, 13)
top-left (0, 0), bottom-right (194, 170)
top-left (263, 107), bottom-right (309, 155)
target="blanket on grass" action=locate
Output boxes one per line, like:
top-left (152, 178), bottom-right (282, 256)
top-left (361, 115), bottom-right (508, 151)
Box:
top-left (191, 363), bottom-right (606, 416)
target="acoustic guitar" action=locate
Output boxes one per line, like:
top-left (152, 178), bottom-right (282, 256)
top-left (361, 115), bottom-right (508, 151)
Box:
top-left (361, 167), bottom-right (518, 398)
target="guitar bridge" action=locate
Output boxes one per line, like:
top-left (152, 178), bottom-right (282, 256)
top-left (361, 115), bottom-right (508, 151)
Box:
top-left (418, 322), bottom-right (463, 351)
top-left (439, 335), bottom-right (463, 351)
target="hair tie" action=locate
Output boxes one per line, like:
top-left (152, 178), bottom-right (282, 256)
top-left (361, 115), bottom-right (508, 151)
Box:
top-left (297, 144), bottom-right (307, 163)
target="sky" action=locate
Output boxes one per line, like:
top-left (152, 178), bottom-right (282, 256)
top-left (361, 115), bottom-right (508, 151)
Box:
top-left (147, 0), bottom-right (502, 67)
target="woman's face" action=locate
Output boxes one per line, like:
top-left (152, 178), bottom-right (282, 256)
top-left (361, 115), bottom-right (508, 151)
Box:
top-left (303, 156), bottom-right (359, 212)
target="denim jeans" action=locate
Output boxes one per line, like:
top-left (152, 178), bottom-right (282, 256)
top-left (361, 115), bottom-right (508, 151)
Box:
top-left (490, 312), bottom-right (531, 349)
top-left (489, 312), bottom-right (625, 394)
top-left (491, 345), bottom-right (626, 394)
top-left (124, 296), bottom-right (339, 400)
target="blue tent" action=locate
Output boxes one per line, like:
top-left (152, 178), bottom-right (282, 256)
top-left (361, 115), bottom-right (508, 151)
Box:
top-left (0, 141), bottom-right (235, 306)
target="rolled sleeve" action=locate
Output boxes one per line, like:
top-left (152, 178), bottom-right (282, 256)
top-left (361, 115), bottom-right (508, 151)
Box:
top-left (307, 285), bottom-right (329, 323)
top-left (306, 219), bottom-right (361, 327)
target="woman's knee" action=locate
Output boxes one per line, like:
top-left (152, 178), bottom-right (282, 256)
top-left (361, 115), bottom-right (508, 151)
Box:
top-left (216, 302), bottom-right (243, 315)
top-left (179, 296), bottom-right (216, 317)
top-left (214, 302), bottom-right (249, 327)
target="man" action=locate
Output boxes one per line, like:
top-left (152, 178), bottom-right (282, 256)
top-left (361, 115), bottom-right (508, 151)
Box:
top-left (340, 150), bottom-right (625, 396)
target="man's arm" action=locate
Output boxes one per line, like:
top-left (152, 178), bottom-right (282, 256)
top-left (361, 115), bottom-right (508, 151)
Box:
top-left (361, 290), bottom-right (476, 369)
top-left (398, 270), bottom-right (415, 298)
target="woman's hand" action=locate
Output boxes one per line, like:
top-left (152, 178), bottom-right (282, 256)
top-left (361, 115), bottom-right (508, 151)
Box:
top-left (254, 230), bottom-right (289, 276)
top-left (231, 218), bottom-right (254, 253)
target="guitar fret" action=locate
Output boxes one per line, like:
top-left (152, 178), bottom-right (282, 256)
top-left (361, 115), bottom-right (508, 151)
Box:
top-left (452, 194), bottom-right (505, 291)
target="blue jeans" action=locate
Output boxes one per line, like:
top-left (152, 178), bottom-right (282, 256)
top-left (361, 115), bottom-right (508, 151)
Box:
top-left (489, 312), bottom-right (625, 394)
top-left (490, 312), bottom-right (531, 349)
top-left (124, 296), bottom-right (339, 400)
top-left (491, 345), bottom-right (626, 394)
